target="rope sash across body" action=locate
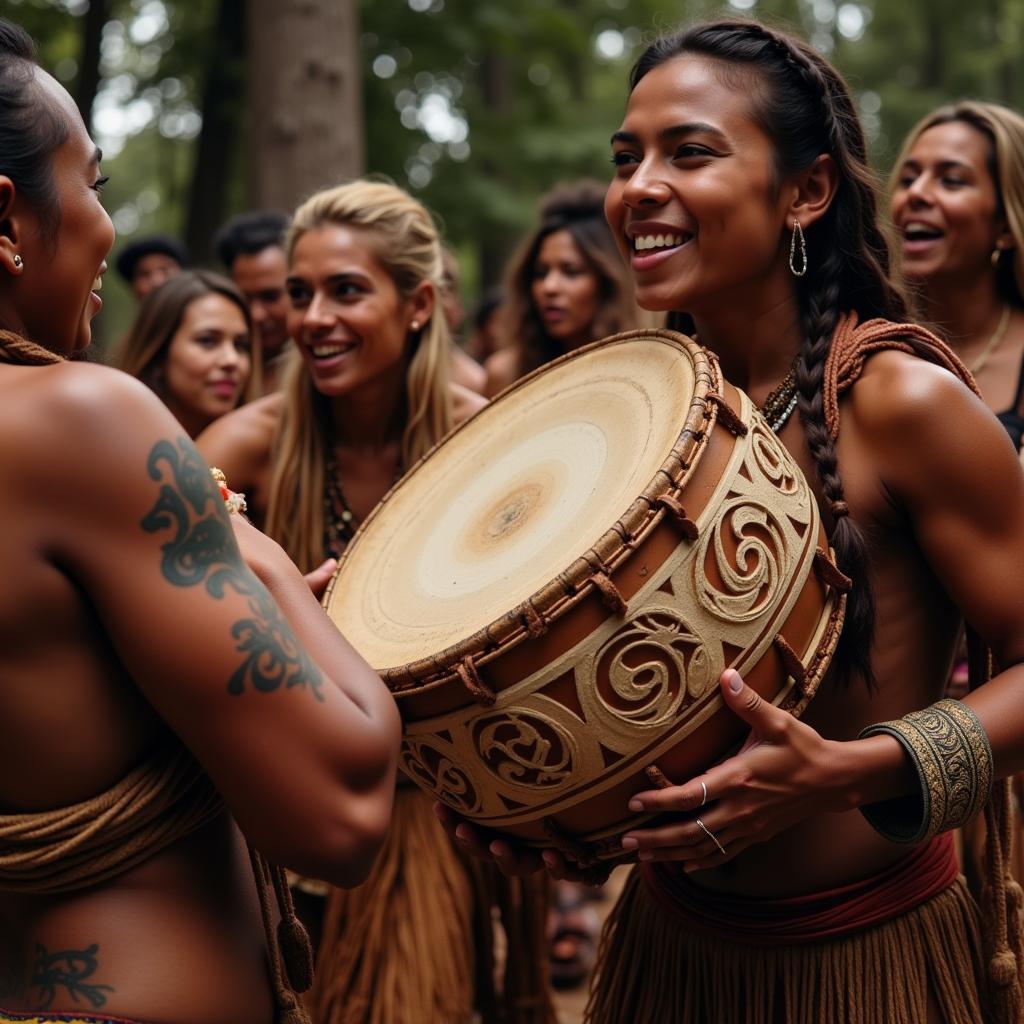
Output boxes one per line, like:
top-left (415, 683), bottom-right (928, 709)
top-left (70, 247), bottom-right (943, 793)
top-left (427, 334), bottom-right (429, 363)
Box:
top-left (0, 330), bottom-right (313, 1024)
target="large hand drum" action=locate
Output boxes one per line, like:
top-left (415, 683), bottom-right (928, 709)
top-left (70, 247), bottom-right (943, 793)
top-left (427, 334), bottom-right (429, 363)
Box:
top-left (325, 331), bottom-right (847, 864)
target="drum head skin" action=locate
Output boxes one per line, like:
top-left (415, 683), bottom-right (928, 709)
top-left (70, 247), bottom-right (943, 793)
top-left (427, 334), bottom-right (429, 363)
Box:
top-left (329, 334), bottom-right (696, 670)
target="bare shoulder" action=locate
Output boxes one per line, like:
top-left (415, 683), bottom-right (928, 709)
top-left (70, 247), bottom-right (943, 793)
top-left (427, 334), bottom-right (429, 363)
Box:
top-left (849, 347), bottom-right (1017, 498)
top-left (199, 392), bottom-right (283, 455)
top-left (450, 346), bottom-right (487, 395)
top-left (0, 361), bottom-right (171, 463)
top-left (483, 348), bottom-right (518, 398)
top-left (197, 392), bottom-right (283, 478)
top-left (450, 381), bottom-right (488, 426)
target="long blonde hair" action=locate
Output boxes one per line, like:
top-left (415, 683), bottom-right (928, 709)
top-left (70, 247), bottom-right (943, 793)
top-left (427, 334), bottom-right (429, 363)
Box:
top-left (264, 179), bottom-right (453, 570)
top-left (891, 101), bottom-right (1024, 307)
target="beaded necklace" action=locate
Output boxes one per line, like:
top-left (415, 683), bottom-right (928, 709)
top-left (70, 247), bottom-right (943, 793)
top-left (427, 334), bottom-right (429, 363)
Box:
top-left (322, 452), bottom-right (403, 560)
top-left (758, 365), bottom-right (799, 433)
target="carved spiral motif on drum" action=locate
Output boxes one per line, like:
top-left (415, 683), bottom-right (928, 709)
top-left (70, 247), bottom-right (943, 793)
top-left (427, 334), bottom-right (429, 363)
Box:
top-left (473, 710), bottom-right (576, 790)
top-left (591, 609), bottom-right (715, 728)
top-left (401, 738), bottom-right (482, 814)
top-left (751, 420), bottom-right (800, 496)
top-left (696, 499), bottom-right (788, 622)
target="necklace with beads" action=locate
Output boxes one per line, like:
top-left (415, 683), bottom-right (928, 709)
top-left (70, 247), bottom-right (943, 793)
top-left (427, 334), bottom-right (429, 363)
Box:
top-left (323, 451), bottom-right (403, 560)
top-left (758, 365), bottom-right (799, 433)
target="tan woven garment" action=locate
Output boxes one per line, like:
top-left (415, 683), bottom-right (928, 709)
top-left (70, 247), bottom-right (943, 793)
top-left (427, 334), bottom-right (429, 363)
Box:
top-left (0, 329), bottom-right (315, 1024)
top-left (308, 787), bottom-right (555, 1024)
top-left (586, 866), bottom-right (988, 1024)
top-left (585, 313), bottom-right (1023, 1024)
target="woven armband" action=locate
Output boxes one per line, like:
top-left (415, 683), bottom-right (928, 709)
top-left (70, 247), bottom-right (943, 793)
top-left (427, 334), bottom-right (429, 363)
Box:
top-left (857, 698), bottom-right (993, 844)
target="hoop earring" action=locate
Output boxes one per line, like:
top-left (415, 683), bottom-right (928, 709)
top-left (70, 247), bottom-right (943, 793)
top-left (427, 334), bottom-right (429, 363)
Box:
top-left (12, 254), bottom-right (23, 269)
top-left (789, 222), bottom-right (807, 278)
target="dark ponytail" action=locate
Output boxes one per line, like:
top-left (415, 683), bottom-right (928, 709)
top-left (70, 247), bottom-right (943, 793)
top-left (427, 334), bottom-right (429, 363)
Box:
top-left (633, 20), bottom-right (911, 687)
top-left (0, 18), bottom-right (69, 240)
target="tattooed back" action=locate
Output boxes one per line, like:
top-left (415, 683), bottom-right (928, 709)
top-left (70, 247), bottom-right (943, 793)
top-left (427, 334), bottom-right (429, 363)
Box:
top-left (0, 362), bottom-right (391, 1024)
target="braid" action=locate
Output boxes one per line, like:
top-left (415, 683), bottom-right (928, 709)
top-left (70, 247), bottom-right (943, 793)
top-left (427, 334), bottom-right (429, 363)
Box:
top-left (631, 19), bottom-right (911, 686)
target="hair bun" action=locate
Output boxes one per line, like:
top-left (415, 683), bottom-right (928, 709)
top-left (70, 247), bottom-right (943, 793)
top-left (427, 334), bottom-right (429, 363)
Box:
top-left (539, 180), bottom-right (607, 225)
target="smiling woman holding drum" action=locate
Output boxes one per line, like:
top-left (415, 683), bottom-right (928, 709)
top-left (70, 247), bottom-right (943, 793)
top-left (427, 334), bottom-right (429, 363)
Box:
top-left (432, 19), bottom-right (1024, 1024)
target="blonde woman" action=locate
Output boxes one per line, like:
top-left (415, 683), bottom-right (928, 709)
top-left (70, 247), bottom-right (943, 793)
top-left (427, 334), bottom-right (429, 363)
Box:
top-left (891, 101), bottom-right (1024, 451)
top-left (199, 180), bottom-right (550, 1024)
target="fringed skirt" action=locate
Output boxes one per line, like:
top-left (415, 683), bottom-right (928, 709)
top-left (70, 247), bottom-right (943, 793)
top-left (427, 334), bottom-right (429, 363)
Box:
top-left (307, 787), bottom-right (554, 1024)
top-left (585, 864), bottom-right (988, 1024)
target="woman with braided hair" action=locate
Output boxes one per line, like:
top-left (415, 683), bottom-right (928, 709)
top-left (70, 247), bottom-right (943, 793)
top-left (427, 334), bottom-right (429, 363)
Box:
top-left (442, 18), bottom-right (1024, 1024)
top-left (0, 17), bottom-right (401, 1024)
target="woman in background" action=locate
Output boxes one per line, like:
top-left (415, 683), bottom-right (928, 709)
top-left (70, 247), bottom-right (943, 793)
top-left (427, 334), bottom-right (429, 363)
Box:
top-left (113, 269), bottom-right (253, 438)
top-left (199, 179), bottom-right (552, 1024)
top-left (485, 180), bottom-right (639, 397)
top-left (890, 101), bottom-right (1024, 450)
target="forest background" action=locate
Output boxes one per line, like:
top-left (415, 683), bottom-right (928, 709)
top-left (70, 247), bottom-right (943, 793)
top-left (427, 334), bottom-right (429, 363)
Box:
top-left (3, 0), bottom-right (1023, 343)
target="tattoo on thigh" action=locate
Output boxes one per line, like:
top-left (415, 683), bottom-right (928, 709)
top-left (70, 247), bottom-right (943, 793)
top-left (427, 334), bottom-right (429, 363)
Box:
top-left (30, 943), bottom-right (114, 1010)
top-left (141, 437), bottom-right (324, 702)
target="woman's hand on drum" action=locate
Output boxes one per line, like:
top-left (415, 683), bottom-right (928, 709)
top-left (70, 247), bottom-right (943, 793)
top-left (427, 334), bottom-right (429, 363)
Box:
top-left (620, 669), bottom-right (851, 871)
top-left (433, 803), bottom-right (588, 882)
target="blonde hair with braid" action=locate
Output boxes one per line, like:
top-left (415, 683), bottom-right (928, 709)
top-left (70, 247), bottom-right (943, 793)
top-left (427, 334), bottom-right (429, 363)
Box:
top-left (264, 180), bottom-right (453, 571)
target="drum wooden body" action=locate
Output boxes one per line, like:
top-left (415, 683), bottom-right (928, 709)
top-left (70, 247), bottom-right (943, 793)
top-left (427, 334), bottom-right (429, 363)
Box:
top-left (325, 331), bottom-right (846, 863)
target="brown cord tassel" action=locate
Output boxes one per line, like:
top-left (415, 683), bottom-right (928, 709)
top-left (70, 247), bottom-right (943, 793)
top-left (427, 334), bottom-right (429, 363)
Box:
top-left (813, 548), bottom-right (853, 593)
top-left (656, 494), bottom-right (700, 540)
top-left (456, 657), bottom-right (496, 706)
top-left (592, 572), bottom-right (628, 616)
top-left (773, 634), bottom-right (808, 694)
top-left (707, 392), bottom-right (748, 436)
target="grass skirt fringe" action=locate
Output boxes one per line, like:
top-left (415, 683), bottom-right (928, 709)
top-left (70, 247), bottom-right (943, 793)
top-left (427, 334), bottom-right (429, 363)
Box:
top-left (585, 868), bottom-right (988, 1024)
top-left (307, 788), bottom-right (476, 1024)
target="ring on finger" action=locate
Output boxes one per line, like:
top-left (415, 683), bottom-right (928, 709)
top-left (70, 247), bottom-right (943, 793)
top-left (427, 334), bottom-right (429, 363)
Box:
top-left (699, 779), bottom-right (708, 807)
top-left (695, 817), bottom-right (727, 857)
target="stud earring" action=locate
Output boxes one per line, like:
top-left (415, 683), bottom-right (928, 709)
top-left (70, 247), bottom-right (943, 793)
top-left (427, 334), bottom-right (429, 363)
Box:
top-left (13, 255), bottom-right (23, 269)
top-left (789, 222), bottom-right (807, 278)
top-left (410, 321), bottom-right (420, 331)
top-left (992, 247), bottom-right (1004, 267)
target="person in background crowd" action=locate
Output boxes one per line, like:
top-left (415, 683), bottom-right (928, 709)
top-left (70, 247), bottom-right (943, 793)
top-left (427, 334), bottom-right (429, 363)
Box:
top-left (215, 210), bottom-right (292, 395)
top-left (114, 233), bottom-right (189, 304)
top-left (485, 180), bottom-right (640, 397)
top-left (465, 285), bottom-right (505, 365)
top-left (891, 101), bottom-right (1024, 451)
top-left (112, 269), bottom-right (254, 439)
top-left (440, 245), bottom-right (488, 394)
top-left (199, 179), bottom-right (553, 1024)
top-left (0, 18), bottom-right (400, 1024)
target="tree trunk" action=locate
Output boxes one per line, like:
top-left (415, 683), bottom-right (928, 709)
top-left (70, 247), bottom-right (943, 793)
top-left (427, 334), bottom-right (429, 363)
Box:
top-left (74, 0), bottom-right (108, 132)
top-left (477, 49), bottom-right (514, 288)
top-left (247, 0), bottom-right (364, 211)
top-left (183, 0), bottom-right (246, 263)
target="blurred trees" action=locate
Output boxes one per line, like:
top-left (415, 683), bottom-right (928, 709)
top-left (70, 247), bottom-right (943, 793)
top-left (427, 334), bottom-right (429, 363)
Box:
top-left (4, 0), bottom-right (1024, 338)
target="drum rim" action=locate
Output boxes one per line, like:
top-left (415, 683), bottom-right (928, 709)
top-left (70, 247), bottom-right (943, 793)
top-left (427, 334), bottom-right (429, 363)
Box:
top-left (324, 327), bottom-right (727, 694)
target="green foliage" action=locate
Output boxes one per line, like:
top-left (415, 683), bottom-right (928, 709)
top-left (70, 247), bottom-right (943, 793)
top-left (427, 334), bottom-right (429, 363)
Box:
top-left (6, 0), bottom-right (1024, 335)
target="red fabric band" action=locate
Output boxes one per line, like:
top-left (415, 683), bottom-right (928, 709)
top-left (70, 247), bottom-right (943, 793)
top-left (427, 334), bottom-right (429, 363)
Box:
top-left (641, 832), bottom-right (958, 945)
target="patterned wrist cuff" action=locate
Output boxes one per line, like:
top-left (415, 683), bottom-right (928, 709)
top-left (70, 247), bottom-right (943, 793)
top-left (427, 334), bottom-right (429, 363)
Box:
top-left (858, 698), bottom-right (993, 844)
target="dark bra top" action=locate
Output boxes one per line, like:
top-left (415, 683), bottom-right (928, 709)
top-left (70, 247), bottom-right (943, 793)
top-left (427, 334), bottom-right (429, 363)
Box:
top-left (996, 352), bottom-right (1024, 452)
